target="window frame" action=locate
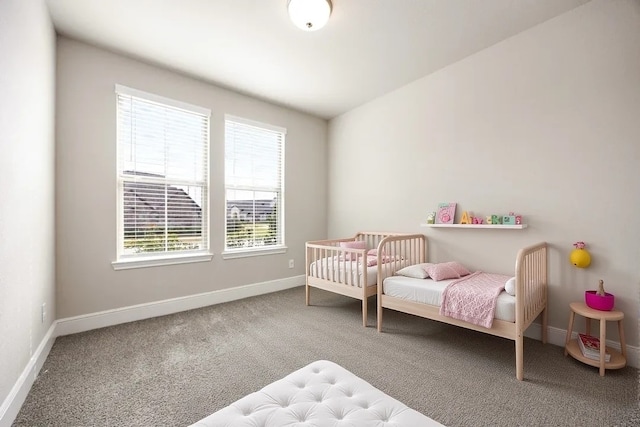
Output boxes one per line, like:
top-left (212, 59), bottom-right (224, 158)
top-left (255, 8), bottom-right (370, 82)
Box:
top-left (112, 84), bottom-right (212, 270)
top-left (222, 114), bottom-right (287, 259)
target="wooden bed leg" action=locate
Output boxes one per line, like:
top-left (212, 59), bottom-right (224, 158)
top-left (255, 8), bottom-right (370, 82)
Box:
top-left (377, 302), bottom-right (383, 332)
top-left (516, 334), bottom-right (524, 381)
top-left (542, 308), bottom-right (548, 344)
top-left (305, 284), bottom-right (310, 306)
top-left (362, 297), bottom-right (368, 327)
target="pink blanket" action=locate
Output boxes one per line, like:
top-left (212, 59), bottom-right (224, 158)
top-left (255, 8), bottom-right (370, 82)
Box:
top-left (336, 255), bottom-right (395, 267)
top-left (439, 272), bottom-right (510, 328)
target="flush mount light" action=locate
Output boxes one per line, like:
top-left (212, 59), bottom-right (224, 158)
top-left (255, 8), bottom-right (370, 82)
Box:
top-left (287, 0), bottom-right (332, 31)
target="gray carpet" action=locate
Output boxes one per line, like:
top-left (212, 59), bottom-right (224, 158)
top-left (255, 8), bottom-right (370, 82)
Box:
top-left (13, 286), bottom-right (640, 426)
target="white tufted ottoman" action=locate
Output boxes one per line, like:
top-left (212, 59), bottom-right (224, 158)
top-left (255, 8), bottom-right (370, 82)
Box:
top-left (191, 360), bottom-right (443, 426)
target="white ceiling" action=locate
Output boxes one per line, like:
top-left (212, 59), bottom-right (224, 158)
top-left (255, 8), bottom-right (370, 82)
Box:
top-left (46, 0), bottom-right (591, 119)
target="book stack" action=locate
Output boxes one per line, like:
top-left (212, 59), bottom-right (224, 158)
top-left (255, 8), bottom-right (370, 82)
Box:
top-left (578, 333), bottom-right (611, 362)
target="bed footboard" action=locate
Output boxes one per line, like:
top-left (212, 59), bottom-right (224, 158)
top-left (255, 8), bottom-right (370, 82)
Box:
top-left (514, 241), bottom-right (548, 380)
top-left (515, 242), bottom-right (548, 335)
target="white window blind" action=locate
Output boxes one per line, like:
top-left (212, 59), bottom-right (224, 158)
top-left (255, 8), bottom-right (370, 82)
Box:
top-left (224, 115), bottom-right (285, 251)
top-left (116, 85), bottom-right (210, 260)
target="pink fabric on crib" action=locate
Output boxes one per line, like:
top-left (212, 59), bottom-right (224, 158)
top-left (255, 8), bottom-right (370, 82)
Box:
top-left (439, 272), bottom-right (510, 328)
top-left (366, 255), bottom-right (394, 267)
top-left (333, 252), bottom-right (395, 267)
top-left (339, 241), bottom-right (366, 260)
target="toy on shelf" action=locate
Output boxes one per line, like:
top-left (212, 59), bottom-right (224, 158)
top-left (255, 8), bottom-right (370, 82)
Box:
top-left (426, 212), bottom-right (436, 224)
top-left (570, 241), bottom-right (591, 268)
top-left (436, 202), bottom-right (456, 224)
top-left (459, 211), bottom-right (472, 224)
top-left (503, 212), bottom-right (522, 225)
top-left (503, 213), bottom-right (515, 225)
top-left (472, 216), bottom-right (483, 225)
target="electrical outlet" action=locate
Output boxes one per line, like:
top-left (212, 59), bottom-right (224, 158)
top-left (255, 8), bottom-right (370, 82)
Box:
top-left (288, 259), bottom-right (294, 269)
top-left (41, 303), bottom-right (46, 323)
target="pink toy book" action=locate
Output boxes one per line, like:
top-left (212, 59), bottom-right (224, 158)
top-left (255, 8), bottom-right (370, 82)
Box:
top-left (436, 202), bottom-right (457, 224)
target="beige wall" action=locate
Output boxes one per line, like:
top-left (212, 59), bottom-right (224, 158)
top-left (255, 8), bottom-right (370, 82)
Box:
top-left (0, 0), bottom-right (56, 408)
top-left (55, 38), bottom-right (327, 318)
top-left (328, 0), bottom-right (640, 346)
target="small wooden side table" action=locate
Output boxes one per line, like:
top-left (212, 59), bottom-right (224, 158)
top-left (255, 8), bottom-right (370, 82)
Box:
top-left (564, 302), bottom-right (627, 376)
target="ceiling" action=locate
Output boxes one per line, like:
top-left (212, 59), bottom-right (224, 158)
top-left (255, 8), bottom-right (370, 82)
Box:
top-left (46, 0), bottom-right (591, 119)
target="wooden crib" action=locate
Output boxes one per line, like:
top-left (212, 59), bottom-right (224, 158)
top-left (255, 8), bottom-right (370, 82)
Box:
top-left (305, 232), bottom-right (424, 327)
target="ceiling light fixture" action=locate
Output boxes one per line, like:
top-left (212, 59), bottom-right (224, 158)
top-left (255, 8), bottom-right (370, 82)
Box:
top-left (287, 0), bottom-right (332, 31)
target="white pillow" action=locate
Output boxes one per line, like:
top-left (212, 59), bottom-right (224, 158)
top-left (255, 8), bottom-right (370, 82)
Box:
top-left (395, 263), bottom-right (433, 279)
top-left (505, 277), bottom-right (516, 296)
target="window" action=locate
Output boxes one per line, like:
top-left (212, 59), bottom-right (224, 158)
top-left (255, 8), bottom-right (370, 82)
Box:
top-left (224, 115), bottom-right (285, 256)
top-left (114, 85), bottom-right (210, 269)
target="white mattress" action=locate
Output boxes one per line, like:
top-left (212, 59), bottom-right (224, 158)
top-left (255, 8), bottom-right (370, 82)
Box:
top-left (383, 275), bottom-right (516, 323)
top-left (191, 360), bottom-right (444, 427)
top-left (310, 258), bottom-right (378, 287)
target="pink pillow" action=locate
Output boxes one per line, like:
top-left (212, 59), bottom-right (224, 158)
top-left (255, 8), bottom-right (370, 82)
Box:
top-left (443, 261), bottom-right (471, 277)
top-left (425, 263), bottom-right (460, 281)
top-left (339, 241), bottom-right (366, 260)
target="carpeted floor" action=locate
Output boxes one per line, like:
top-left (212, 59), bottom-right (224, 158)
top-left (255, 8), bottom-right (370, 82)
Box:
top-left (13, 286), bottom-right (640, 426)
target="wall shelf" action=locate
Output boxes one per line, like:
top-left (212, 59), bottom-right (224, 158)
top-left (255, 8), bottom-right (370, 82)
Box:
top-left (420, 223), bottom-right (527, 229)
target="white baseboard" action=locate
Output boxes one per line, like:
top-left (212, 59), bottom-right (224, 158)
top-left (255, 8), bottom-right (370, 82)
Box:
top-left (0, 276), bottom-right (304, 427)
top-left (2, 280), bottom-right (637, 427)
top-left (0, 323), bottom-right (56, 427)
top-left (56, 275), bottom-right (305, 336)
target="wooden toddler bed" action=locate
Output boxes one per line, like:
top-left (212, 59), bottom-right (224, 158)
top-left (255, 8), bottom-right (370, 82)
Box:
top-left (305, 232), bottom-right (424, 327)
top-left (376, 234), bottom-right (548, 381)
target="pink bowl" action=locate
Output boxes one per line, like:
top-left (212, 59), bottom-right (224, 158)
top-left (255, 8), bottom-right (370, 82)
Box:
top-left (585, 290), bottom-right (615, 311)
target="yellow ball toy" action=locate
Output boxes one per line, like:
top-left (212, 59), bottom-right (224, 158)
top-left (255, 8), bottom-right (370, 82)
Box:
top-left (570, 242), bottom-right (591, 268)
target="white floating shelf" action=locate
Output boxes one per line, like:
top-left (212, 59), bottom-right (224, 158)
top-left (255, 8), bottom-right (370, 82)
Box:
top-left (420, 223), bottom-right (528, 229)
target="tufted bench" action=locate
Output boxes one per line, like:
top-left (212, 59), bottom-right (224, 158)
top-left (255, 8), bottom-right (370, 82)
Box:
top-left (191, 360), bottom-right (443, 426)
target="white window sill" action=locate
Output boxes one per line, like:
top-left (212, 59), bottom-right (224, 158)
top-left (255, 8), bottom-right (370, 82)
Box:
top-left (112, 252), bottom-right (213, 270)
top-left (221, 246), bottom-right (287, 260)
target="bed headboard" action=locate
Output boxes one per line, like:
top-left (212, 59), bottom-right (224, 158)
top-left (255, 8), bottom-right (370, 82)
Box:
top-left (375, 233), bottom-right (427, 281)
top-left (353, 231), bottom-right (412, 251)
